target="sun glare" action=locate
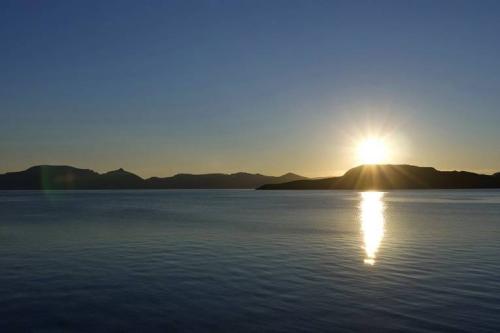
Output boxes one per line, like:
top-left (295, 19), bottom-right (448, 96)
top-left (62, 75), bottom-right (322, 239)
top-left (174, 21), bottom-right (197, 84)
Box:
top-left (357, 138), bottom-right (387, 165)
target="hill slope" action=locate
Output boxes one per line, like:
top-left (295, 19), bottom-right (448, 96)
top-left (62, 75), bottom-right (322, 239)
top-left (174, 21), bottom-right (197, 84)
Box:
top-left (258, 164), bottom-right (500, 190)
top-left (0, 166), bottom-right (100, 190)
top-left (146, 172), bottom-right (305, 189)
top-left (0, 166), bottom-right (306, 189)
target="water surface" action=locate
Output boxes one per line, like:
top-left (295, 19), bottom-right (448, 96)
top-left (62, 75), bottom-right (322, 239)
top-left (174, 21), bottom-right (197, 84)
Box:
top-left (1, 190), bottom-right (499, 332)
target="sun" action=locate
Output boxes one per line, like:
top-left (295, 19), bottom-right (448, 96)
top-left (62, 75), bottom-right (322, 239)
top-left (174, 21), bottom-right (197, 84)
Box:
top-left (357, 138), bottom-right (388, 165)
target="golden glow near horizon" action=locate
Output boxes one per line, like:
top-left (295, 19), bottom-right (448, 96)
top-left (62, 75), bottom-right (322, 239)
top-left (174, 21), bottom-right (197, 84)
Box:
top-left (360, 192), bottom-right (385, 265)
top-left (357, 138), bottom-right (388, 165)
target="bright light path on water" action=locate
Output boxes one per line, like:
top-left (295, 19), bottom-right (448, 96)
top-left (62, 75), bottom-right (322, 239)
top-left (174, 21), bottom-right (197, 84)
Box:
top-left (360, 192), bottom-right (385, 265)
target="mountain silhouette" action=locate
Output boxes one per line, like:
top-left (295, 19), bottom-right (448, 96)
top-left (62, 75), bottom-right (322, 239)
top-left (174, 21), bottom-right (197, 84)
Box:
top-left (97, 168), bottom-right (145, 189)
top-left (0, 166), bottom-right (99, 190)
top-left (146, 172), bottom-right (305, 189)
top-left (258, 164), bottom-right (500, 190)
top-left (2, 164), bottom-right (498, 190)
top-left (0, 165), bottom-right (306, 190)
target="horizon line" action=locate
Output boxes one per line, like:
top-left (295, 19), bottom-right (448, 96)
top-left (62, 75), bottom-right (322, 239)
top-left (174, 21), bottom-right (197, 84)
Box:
top-left (1, 163), bottom-right (499, 180)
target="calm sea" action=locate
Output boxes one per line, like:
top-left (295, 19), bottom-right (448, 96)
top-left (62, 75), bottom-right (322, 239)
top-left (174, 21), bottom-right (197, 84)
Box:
top-left (1, 190), bottom-right (499, 332)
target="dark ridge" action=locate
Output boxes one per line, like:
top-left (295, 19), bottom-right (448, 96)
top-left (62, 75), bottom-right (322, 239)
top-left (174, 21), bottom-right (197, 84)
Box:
top-left (258, 164), bottom-right (500, 190)
top-left (258, 177), bottom-right (340, 190)
top-left (0, 165), bottom-right (307, 189)
top-left (0, 165), bottom-right (99, 190)
top-left (278, 172), bottom-right (305, 180)
top-left (97, 169), bottom-right (144, 189)
top-left (145, 171), bottom-right (307, 189)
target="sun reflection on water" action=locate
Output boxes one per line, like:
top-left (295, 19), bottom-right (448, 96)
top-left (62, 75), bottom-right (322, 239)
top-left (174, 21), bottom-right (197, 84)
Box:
top-left (360, 192), bottom-right (385, 265)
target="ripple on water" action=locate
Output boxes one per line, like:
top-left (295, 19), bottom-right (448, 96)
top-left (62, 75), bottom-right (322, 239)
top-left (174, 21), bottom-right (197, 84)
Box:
top-left (1, 190), bottom-right (500, 332)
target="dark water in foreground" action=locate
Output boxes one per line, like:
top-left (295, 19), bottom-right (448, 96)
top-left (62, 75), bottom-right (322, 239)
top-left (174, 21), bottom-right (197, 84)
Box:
top-left (1, 190), bottom-right (499, 332)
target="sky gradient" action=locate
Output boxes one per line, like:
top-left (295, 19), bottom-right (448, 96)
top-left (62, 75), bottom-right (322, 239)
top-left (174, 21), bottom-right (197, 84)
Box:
top-left (1, 0), bottom-right (500, 177)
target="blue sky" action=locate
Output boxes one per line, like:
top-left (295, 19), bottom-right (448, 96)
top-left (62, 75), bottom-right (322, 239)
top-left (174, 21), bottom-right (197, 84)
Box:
top-left (1, 0), bottom-right (500, 177)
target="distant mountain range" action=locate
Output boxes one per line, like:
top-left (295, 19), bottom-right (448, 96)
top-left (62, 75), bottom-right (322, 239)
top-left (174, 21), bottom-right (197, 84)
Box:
top-left (1, 164), bottom-right (499, 190)
top-left (0, 165), bottom-right (307, 190)
top-left (258, 164), bottom-right (500, 190)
